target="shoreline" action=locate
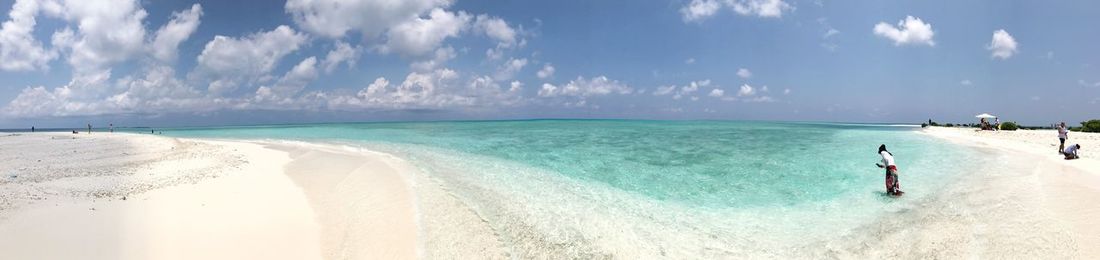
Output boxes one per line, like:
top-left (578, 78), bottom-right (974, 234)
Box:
top-left (0, 133), bottom-right (326, 259)
top-left (921, 126), bottom-right (1100, 257)
top-left (3, 126), bottom-right (1100, 258)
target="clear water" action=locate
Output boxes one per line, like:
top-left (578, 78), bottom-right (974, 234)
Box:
top-left (162, 120), bottom-right (986, 257)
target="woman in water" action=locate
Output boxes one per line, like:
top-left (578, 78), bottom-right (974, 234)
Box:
top-left (876, 144), bottom-right (903, 196)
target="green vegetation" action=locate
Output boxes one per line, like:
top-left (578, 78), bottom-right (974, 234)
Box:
top-left (1080, 119), bottom-right (1100, 132)
top-left (1000, 121), bottom-right (1019, 131)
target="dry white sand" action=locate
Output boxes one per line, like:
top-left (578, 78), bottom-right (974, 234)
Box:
top-left (922, 127), bottom-right (1100, 258)
top-left (0, 133), bottom-right (324, 259)
top-left (0, 132), bottom-right (490, 260)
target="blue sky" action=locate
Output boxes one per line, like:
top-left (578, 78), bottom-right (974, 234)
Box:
top-left (0, 0), bottom-right (1097, 128)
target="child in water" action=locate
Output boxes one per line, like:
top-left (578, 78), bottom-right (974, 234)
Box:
top-left (876, 144), bottom-right (903, 196)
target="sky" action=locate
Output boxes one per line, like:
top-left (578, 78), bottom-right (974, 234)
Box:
top-left (0, 0), bottom-right (1097, 128)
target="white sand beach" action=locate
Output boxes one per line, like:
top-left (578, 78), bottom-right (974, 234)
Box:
top-left (2, 128), bottom-right (1100, 259)
top-left (0, 132), bottom-right (427, 259)
top-left (922, 127), bottom-right (1100, 258)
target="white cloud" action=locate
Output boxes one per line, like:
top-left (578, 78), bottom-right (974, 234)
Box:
top-left (494, 57), bottom-right (527, 81)
top-left (873, 16), bottom-right (935, 46)
top-left (679, 0), bottom-right (791, 22)
top-left (509, 81), bottom-right (523, 92)
top-left (783, 88), bottom-right (790, 94)
top-left (738, 84), bottom-right (755, 96)
top-left (536, 63), bottom-right (555, 79)
top-left (685, 58), bottom-right (696, 64)
top-left (680, 0), bottom-right (721, 22)
top-left (824, 28), bottom-right (839, 38)
top-left (473, 14), bottom-right (517, 47)
top-left (329, 68), bottom-right (525, 109)
top-left (960, 79), bottom-right (972, 86)
top-left (0, 0), bottom-right (58, 71)
top-left (193, 25), bottom-right (308, 95)
top-left (652, 85), bottom-right (678, 96)
top-left (485, 47), bottom-right (504, 60)
top-left (150, 4), bottom-right (202, 63)
top-left (708, 88), bottom-right (724, 97)
top-left (654, 80), bottom-right (711, 100)
top-left (321, 41), bottom-right (362, 74)
top-left (729, 0), bottom-right (793, 18)
top-left (736, 68), bottom-right (752, 78)
top-left (537, 76), bottom-right (632, 97)
top-left (255, 57), bottom-right (319, 103)
top-left (987, 29), bottom-right (1018, 60)
top-left (50, 0), bottom-right (151, 73)
top-left (284, 0), bottom-right (450, 39)
top-left (410, 46), bottom-right (456, 72)
top-left (379, 8), bottom-right (470, 57)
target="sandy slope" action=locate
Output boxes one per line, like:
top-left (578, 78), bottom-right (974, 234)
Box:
top-left (922, 127), bottom-right (1100, 257)
top-left (0, 133), bottom-right (322, 259)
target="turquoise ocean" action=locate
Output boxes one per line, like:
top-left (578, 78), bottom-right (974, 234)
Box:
top-left (162, 120), bottom-right (994, 257)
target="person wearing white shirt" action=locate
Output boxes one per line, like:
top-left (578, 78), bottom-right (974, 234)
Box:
top-left (1057, 122), bottom-right (1069, 153)
top-left (1063, 144), bottom-right (1081, 160)
top-left (875, 144), bottom-right (902, 196)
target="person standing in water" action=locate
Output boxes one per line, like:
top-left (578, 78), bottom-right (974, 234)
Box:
top-left (1057, 122), bottom-right (1069, 154)
top-left (875, 144), bottom-right (903, 196)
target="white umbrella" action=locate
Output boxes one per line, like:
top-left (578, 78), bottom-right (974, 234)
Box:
top-left (975, 113), bottom-right (997, 119)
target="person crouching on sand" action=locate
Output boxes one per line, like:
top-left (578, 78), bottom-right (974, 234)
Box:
top-left (1063, 144), bottom-right (1081, 160)
top-left (876, 144), bottom-right (903, 196)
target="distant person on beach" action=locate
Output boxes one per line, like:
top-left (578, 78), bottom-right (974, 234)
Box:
top-left (1057, 122), bottom-right (1069, 153)
top-left (30, 126), bottom-right (34, 132)
top-left (87, 123), bottom-right (91, 134)
top-left (109, 123), bottom-right (113, 133)
top-left (876, 144), bottom-right (903, 196)
top-left (1063, 144), bottom-right (1081, 160)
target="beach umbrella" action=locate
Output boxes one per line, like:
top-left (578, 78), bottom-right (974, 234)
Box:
top-left (974, 113), bottom-right (997, 118)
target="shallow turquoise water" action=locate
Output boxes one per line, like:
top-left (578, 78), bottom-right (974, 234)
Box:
top-left (163, 120), bottom-right (972, 208)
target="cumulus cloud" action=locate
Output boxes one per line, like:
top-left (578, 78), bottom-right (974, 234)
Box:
top-left (2, 1), bottom-right (217, 117)
top-left (321, 41), bottom-right (362, 74)
top-left (284, 0), bottom-right (451, 39)
top-left (255, 57), bottom-right (319, 103)
top-left (679, 0), bottom-right (791, 22)
top-left (150, 4), bottom-right (202, 63)
top-left (494, 57), bottom-right (527, 81)
top-left (0, 0), bottom-right (58, 71)
top-left (987, 29), bottom-right (1018, 59)
top-left (537, 76), bottom-right (632, 97)
top-left (653, 80), bottom-right (711, 100)
top-left (680, 0), bottom-right (721, 22)
top-left (193, 25), bottom-right (308, 95)
top-left (536, 63), bottom-right (555, 79)
top-left (873, 16), bottom-right (935, 46)
top-left (738, 84), bottom-right (755, 96)
top-left (328, 68), bottom-right (524, 109)
top-left (410, 46), bottom-right (456, 72)
top-left (473, 14), bottom-right (517, 47)
top-left (708, 88), bottom-right (724, 97)
top-left (737, 68), bottom-right (752, 79)
top-left (48, 0), bottom-right (151, 74)
top-left (378, 8), bottom-right (470, 57)
top-left (729, 0), bottom-right (793, 18)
